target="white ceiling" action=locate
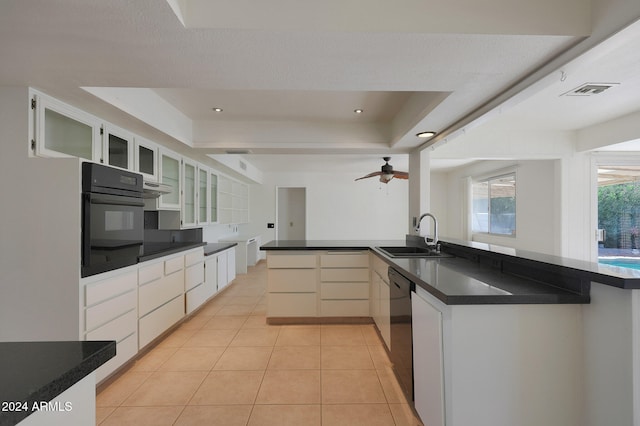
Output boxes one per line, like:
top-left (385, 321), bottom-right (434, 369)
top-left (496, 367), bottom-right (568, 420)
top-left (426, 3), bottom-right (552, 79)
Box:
top-left (0, 0), bottom-right (638, 175)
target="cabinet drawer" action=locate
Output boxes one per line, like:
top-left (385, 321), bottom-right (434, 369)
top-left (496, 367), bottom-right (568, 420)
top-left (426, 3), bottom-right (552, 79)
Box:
top-left (139, 272), bottom-right (183, 317)
top-left (85, 270), bottom-right (137, 307)
top-left (268, 269), bottom-right (316, 292)
top-left (268, 293), bottom-right (317, 317)
top-left (185, 249), bottom-right (204, 267)
top-left (372, 254), bottom-right (389, 279)
top-left (86, 309), bottom-right (137, 343)
top-left (85, 290), bottom-right (136, 332)
top-left (138, 262), bottom-right (163, 286)
top-left (139, 295), bottom-right (184, 349)
top-left (267, 253), bottom-right (316, 269)
top-left (321, 282), bottom-right (369, 300)
top-left (320, 253), bottom-right (369, 268)
top-left (320, 268), bottom-right (369, 282)
top-left (185, 262), bottom-right (205, 291)
top-left (185, 282), bottom-right (208, 314)
top-left (320, 300), bottom-right (370, 317)
top-left (94, 332), bottom-right (138, 383)
top-left (165, 255), bottom-right (184, 275)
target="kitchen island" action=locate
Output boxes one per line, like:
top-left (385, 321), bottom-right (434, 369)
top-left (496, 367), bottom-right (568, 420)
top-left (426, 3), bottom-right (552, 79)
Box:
top-left (261, 238), bottom-right (640, 426)
top-left (0, 340), bottom-right (115, 426)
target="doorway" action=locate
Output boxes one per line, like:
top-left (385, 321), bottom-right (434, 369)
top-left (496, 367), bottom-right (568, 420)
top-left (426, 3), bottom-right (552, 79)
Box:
top-left (276, 187), bottom-right (307, 240)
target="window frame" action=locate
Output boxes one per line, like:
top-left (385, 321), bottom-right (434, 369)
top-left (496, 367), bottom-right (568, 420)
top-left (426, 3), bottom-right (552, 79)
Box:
top-left (471, 171), bottom-right (517, 237)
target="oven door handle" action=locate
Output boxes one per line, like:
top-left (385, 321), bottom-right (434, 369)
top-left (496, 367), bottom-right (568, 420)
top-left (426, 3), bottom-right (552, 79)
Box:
top-left (88, 193), bottom-right (145, 207)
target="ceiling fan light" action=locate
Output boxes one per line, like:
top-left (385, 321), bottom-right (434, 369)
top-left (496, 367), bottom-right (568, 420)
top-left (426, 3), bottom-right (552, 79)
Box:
top-left (416, 131), bottom-right (436, 138)
top-left (380, 173), bottom-right (394, 183)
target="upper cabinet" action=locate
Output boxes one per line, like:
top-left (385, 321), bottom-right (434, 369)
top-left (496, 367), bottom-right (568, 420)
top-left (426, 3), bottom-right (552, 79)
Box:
top-left (198, 167), bottom-right (209, 225)
top-left (182, 158), bottom-right (197, 227)
top-left (158, 149), bottom-right (181, 211)
top-left (30, 90), bottom-right (249, 227)
top-left (219, 176), bottom-right (249, 224)
top-left (32, 94), bottom-right (101, 161)
top-left (103, 124), bottom-right (134, 170)
top-left (134, 137), bottom-right (158, 181)
top-left (209, 171), bottom-right (218, 224)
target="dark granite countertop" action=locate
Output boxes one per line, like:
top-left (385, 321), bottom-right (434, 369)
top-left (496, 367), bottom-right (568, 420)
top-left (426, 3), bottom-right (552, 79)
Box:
top-left (204, 242), bottom-right (238, 256)
top-left (138, 241), bottom-right (206, 262)
top-left (0, 341), bottom-right (115, 426)
top-left (260, 239), bottom-right (604, 305)
top-left (260, 240), bottom-right (406, 251)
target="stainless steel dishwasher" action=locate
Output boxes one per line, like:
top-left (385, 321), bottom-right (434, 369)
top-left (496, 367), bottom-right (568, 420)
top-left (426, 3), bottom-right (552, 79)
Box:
top-left (388, 267), bottom-right (415, 404)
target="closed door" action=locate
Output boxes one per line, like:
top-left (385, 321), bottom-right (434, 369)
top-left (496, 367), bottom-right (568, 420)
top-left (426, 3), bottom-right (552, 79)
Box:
top-left (277, 187), bottom-right (306, 240)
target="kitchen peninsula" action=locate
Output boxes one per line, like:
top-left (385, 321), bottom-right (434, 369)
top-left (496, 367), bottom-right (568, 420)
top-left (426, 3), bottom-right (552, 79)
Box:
top-left (261, 238), bottom-right (640, 426)
top-left (0, 340), bottom-right (115, 426)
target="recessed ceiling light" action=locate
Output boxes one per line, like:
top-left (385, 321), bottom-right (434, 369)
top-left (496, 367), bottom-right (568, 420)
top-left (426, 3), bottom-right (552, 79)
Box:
top-left (354, 109), bottom-right (363, 114)
top-left (212, 107), bottom-right (223, 112)
top-left (416, 131), bottom-right (436, 138)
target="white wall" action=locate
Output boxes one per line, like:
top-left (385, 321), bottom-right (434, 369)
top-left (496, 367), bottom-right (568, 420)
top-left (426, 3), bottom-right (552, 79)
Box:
top-left (246, 170), bottom-right (409, 243)
top-left (0, 87), bottom-right (83, 341)
top-left (431, 159), bottom-right (559, 254)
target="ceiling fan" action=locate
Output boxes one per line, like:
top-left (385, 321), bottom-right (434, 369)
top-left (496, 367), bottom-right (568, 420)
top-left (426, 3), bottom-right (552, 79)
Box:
top-left (355, 157), bottom-right (409, 184)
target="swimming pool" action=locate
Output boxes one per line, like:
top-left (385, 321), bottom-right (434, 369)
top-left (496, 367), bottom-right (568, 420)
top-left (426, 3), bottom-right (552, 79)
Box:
top-left (599, 258), bottom-right (640, 270)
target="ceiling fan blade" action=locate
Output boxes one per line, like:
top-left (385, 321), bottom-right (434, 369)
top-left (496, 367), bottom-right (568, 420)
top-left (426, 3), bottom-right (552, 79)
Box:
top-left (393, 171), bottom-right (409, 179)
top-left (355, 171), bottom-right (383, 181)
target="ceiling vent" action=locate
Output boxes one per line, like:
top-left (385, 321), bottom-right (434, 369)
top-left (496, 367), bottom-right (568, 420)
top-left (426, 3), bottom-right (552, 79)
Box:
top-left (561, 83), bottom-right (619, 97)
top-left (225, 149), bottom-right (251, 154)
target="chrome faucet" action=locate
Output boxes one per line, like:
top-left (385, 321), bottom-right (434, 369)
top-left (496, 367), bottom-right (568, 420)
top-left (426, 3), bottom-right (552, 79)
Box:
top-left (415, 213), bottom-right (439, 250)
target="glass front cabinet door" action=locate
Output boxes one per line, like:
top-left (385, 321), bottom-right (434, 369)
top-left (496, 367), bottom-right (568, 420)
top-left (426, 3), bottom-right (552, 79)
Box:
top-left (198, 167), bottom-right (209, 225)
top-left (103, 125), bottom-right (133, 170)
top-left (158, 149), bottom-right (181, 210)
top-left (135, 138), bottom-right (158, 181)
top-left (33, 94), bottom-right (101, 161)
top-left (209, 172), bottom-right (218, 224)
top-left (182, 159), bottom-right (197, 227)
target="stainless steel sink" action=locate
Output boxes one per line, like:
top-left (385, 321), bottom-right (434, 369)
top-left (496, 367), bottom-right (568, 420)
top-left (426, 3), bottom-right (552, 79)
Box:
top-left (376, 246), bottom-right (453, 258)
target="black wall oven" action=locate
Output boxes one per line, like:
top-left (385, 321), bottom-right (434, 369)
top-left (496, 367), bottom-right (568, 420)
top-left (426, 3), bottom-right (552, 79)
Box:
top-left (81, 163), bottom-right (144, 277)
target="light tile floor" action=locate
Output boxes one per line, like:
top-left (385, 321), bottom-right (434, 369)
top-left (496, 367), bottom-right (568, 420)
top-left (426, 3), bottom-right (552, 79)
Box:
top-left (96, 261), bottom-right (423, 426)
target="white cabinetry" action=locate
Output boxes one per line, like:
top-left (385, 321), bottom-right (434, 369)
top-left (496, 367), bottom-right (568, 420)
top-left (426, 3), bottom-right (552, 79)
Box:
top-left (158, 148), bottom-right (181, 210)
top-left (218, 175), bottom-right (249, 224)
top-left (32, 93), bottom-right (101, 161)
top-left (412, 287), bottom-right (445, 426)
top-left (135, 137), bottom-right (158, 181)
top-left (103, 124), bottom-right (134, 170)
top-left (81, 266), bottom-right (138, 382)
top-left (267, 252), bottom-right (318, 317)
top-left (198, 166), bottom-right (209, 225)
top-left (182, 158), bottom-right (197, 227)
top-left (320, 252), bottom-right (370, 317)
top-left (138, 253), bottom-right (185, 349)
top-left (371, 254), bottom-right (391, 349)
top-left (411, 286), bottom-right (583, 426)
top-left (209, 171), bottom-right (218, 223)
top-left (184, 248), bottom-right (206, 314)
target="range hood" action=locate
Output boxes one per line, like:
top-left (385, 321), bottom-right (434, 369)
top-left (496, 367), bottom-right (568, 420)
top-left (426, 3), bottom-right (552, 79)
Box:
top-left (142, 180), bottom-right (172, 198)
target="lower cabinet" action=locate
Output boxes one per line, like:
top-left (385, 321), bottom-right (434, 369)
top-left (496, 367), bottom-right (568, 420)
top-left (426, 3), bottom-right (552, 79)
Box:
top-left (412, 287), bottom-right (445, 426)
top-left (411, 285), bottom-right (584, 426)
top-left (319, 252), bottom-right (370, 317)
top-left (267, 252), bottom-right (318, 317)
top-left (266, 251), bottom-right (371, 319)
top-left (138, 252), bottom-right (186, 349)
top-left (184, 248), bottom-right (206, 314)
top-left (80, 246), bottom-right (235, 383)
top-left (371, 254), bottom-right (391, 349)
top-left (81, 266), bottom-right (139, 382)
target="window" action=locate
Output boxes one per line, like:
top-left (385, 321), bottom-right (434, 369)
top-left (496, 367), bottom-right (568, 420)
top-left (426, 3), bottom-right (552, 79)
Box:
top-left (472, 173), bottom-right (516, 236)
